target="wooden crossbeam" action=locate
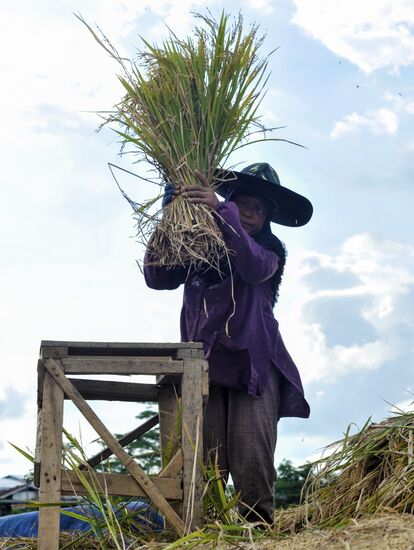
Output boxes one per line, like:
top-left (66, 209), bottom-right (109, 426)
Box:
top-left (67, 379), bottom-right (158, 402)
top-left (41, 340), bottom-right (203, 351)
top-left (82, 414), bottom-right (159, 470)
top-left (61, 357), bottom-right (184, 375)
top-left (62, 470), bottom-right (182, 500)
top-left (43, 358), bottom-right (185, 535)
top-left (158, 449), bottom-right (183, 479)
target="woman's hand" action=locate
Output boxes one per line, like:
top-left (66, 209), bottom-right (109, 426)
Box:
top-left (162, 182), bottom-right (181, 207)
top-left (162, 171), bottom-right (221, 210)
top-left (180, 170), bottom-right (221, 210)
top-left (181, 186), bottom-right (220, 210)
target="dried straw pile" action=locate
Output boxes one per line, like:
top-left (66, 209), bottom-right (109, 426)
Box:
top-left (269, 513), bottom-right (414, 550)
top-left (275, 410), bottom-right (414, 535)
top-left (2, 513), bottom-right (414, 549)
top-left (80, 12), bottom-right (289, 272)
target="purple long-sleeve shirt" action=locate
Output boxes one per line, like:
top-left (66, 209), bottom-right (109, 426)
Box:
top-left (144, 202), bottom-right (310, 418)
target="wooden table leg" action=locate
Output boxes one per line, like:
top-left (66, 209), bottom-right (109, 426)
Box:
top-left (38, 364), bottom-right (64, 550)
top-left (158, 384), bottom-right (181, 526)
top-left (181, 358), bottom-right (205, 531)
top-left (158, 385), bottom-right (179, 467)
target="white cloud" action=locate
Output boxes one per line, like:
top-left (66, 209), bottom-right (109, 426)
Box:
top-left (330, 91), bottom-right (414, 139)
top-left (0, 0), bottom-right (212, 146)
top-left (295, 321), bottom-right (394, 384)
top-left (246, 0), bottom-right (274, 16)
top-left (330, 108), bottom-right (399, 138)
top-left (150, 0), bottom-right (217, 37)
top-left (281, 233), bottom-right (414, 384)
top-left (299, 233), bottom-right (414, 302)
top-left (384, 92), bottom-right (414, 115)
top-left (0, 387), bottom-right (29, 420)
top-left (292, 0), bottom-right (414, 73)
top-left (390, 398), bottom-right (414, 413)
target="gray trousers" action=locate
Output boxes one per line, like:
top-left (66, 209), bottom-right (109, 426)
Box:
top-left (203, 365), bottom-right (281, 524)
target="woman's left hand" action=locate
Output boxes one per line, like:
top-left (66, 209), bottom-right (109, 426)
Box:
top-left (181, 170), bottom-right (221, 210)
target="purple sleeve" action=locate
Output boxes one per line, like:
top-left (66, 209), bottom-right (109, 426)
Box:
top-left (214, 202), bottom-right (279, 284)
top-left (143, 250), bottom-right (187, 290)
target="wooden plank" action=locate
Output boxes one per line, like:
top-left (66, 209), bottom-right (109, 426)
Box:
top-left (61, 470), bottom-right (182, 500)
top-left (174, 347), bottom-right (205, 360)
top-left (37, 360), bottom-right (46, 407)
top-left (38, 365), bottom-right (64, 550)
top-left (158, 449), bottom-right (183, 479)
top-left (158, 388), bottom-right (183, 529)
top-left (156, 374), bottom-right (182, 387)
top-left (201, 362), bottom-right (209, 398)
top-left (181, 358), bottom-right (205, 531)
top-left (40, 346), bottom-right (68, 359)
top-left (34, 360), bottom-right (45, 487)
top-left (83, 415), bottom-right (159, 469)
top-left (67, 379), bottom-right (158, 402)
top-left (41, 340), bottom-right (203, 350)
top-left (158, 385), bottom-right (180, 467)
top-left (174, 348), bottom-right (209, 395)
top-left (34, 403), bottom-right (42, 488)
top-left (61, 357), bottom-right (184, 375)
top-left (43, 358), bottom-right (185, 535)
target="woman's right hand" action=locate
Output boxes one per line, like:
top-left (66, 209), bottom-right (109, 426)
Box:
top-left (162, 183), bottom-right (180, 207)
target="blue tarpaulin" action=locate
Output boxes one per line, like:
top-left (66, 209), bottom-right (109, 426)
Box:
top-left (0, 501), bottom-right (163, 538)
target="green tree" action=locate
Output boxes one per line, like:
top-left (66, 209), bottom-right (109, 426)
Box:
top-left (274, 459), bottom-right (312, 508)
top-left (98, 406), bottom-right (161, 475)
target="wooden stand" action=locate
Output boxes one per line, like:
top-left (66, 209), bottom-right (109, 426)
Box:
top-left (34, 340), bottom-right (209, 549)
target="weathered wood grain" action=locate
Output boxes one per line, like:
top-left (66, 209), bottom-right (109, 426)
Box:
top-left (158, 385), bottom-right (180, 466)
top-left (41, 340), bottom-right (203, 351)
top-left (61, 357), bottom-right (184, 375)
top-left (67, 379), bottom-right (158, 402)
top-left (38, 366), bottom-right (64, 550)
top-left (181, 357), bottom-right (205, 531)
top-left (34, 360), bottom-right (45, 487)
top-left (43, 358), bottom-right (185, 535)
top-left (61, 470), bottom-right (182, 500)
top-left (158, 449), bottom-right (183, 479)
top-left (40, 346), bottom-right (68, 359)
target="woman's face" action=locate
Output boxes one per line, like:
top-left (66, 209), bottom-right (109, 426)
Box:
top-left (231, 193), bottom-right (269, 236)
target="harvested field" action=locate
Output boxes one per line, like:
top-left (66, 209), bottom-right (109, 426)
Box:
top-left (267, 513), bottom-right (414, 550)
top-left (1, 513), bottom-right (413, 549)
top-left (2, 413), bottom-right (412, 548)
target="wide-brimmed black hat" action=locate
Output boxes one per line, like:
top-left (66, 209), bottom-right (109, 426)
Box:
top-left (215, 163), bottom-right (313, 227)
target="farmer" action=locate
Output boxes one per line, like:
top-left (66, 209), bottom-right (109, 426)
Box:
top-left (144, 163), bottom-right (313, 526)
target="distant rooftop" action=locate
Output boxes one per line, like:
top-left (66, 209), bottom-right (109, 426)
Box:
top-left (0, 475), bottom-right (26, 490)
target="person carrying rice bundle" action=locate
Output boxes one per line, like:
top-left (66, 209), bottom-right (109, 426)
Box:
top-left (80, 7), bottom-right (313, 526)
top-left (144, 162), bottom-right (313, 526)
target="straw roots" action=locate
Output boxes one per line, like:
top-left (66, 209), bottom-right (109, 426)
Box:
top-left (275, 410), bottom-right (414, 534)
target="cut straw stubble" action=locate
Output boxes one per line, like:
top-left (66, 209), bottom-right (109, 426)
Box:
top-left (148, 199), bottom-right (228, 272)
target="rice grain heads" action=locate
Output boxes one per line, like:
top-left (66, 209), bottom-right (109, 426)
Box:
top-left (79, 12), bottom-right (288, 271)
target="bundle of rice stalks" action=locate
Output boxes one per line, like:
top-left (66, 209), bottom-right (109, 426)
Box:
top-left (79, 12), bottom-right (292, 271)
top-left (271, 513), bottom-right (414, 550)
top-left (289, 410), bottom-right (414, 531)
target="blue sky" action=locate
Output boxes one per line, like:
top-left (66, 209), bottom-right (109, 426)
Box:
top-left (0, 0), bottom-right (413, 476)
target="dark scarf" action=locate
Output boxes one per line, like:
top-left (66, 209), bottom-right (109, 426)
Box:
top-left (253, 219), bottom-right (287, 307)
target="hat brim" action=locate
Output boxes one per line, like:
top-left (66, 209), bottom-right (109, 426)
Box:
top-left (214, 169), bottom-right (313, 227)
